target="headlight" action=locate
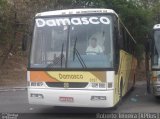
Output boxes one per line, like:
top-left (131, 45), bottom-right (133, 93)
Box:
top-left (30, 93), bottom-right (44, 99)
top-left (91, 83), bottom-right (106, 89)
top-left (29, 82), bottom-right (43, 87)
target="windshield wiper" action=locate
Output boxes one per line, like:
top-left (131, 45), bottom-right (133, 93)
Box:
top-left (61, 43), bottom-right (64, 68)
top-left (73, 37), bottom-right (87, 68)
top-left (73, 38), bottom-right (77, 61)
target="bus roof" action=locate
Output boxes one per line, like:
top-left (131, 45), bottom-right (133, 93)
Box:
top-left (35, 8), bottom-right (118, 17)
top-left (153, 24), bottom-right (160, 30)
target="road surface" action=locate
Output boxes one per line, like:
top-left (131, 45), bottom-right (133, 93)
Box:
top-left (0, 81), bottom-right (160, 119)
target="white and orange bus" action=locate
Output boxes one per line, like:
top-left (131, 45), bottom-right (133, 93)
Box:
top-left (26, 9), bottom-right (137, 108)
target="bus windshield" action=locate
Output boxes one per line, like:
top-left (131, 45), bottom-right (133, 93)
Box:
top-left (152, 30), bottom-right (160, 68)
top-left (30, 15), bottom-right (113, 69)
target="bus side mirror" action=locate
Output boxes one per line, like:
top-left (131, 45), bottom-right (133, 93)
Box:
top-left (22, 34), bottom-right (28, 51)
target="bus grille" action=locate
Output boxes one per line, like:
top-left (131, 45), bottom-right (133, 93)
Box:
top-left (45, 82), bottom-right (88, 88)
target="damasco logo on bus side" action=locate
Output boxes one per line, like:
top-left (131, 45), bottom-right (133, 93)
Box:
top-left (59, 73), bottom-right (83, 80)
top-left (36, 16), bottom-right (111, 27)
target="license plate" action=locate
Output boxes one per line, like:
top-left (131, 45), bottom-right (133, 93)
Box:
top-left (59, 97), bottom-right (74, 102)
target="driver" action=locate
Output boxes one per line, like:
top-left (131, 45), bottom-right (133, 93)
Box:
top-left (86, 37), bottom-right (103, 55)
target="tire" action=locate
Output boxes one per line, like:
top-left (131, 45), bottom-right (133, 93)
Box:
top-left (112, 80), bottom-right (123, 110)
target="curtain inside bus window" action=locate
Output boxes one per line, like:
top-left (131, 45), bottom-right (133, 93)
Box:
top-left (30, 22), bottom-right (68, 68)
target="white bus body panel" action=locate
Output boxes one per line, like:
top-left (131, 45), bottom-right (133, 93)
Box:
top-left (28, 88), bottom-right (114, 108)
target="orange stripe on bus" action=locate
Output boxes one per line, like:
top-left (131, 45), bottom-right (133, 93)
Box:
top-left (30, 71), bottom-right (58, 82)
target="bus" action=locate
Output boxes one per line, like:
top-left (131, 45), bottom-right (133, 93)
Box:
top-left (26, 9), bottom-right (137, 108)
top-left (148, 24), bottom-right (160, 98)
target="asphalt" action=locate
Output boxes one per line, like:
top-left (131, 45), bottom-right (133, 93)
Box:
top-left (0, 81), bottom-right (160, 119)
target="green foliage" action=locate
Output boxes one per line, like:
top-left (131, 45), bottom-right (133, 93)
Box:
top-left (70, 0), bottom-right (105, 8)
top-left (102, 0), bottom-right (152, 44)
top-left (135, 44), bottom-right (145, 66)
top-left (151, 1), bottom-right (160, 23)
top-left (0, 0), bottom-right (11, 44)
top-left (0, 0), bottom-right (7, 31)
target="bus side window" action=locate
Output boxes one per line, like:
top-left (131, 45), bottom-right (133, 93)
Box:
top-left (123, 26), bottom-right (127, 52)
top-left (118, 21), bottom-right (124, 50)
top-left (122, 27), bottom-right (126, 50)
top-left (127, 34), bottom-right (130, 53)
top-left (114, 18), bottom-right (120, 73)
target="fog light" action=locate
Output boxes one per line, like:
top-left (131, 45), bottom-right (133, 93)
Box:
top-left (99, 83), bottom-right (106, 88)
top-left (30, 82), bottom-right (43, 87)
top-left (91, 96), bottom-right (106, 101)
top-left (37, 82), bottom-right (43, 86)
top-left (91, 83), bottom-right (98, 88)
top-left (30, 93), bottom-right (44, 99)
top-left (91, 83), bottom-right (106, 88)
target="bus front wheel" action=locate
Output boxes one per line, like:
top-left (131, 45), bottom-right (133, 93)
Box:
top-left (120, 80), bottom-right (123, 100)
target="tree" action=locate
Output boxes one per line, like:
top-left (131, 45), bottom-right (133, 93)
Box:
top-left (103, 0), bottom-right (152, 44)
top-left (0, 0), bottom-right (8, 43)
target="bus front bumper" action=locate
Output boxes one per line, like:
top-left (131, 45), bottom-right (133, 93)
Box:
top-left (28, 88), bottom-right (114, 108)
